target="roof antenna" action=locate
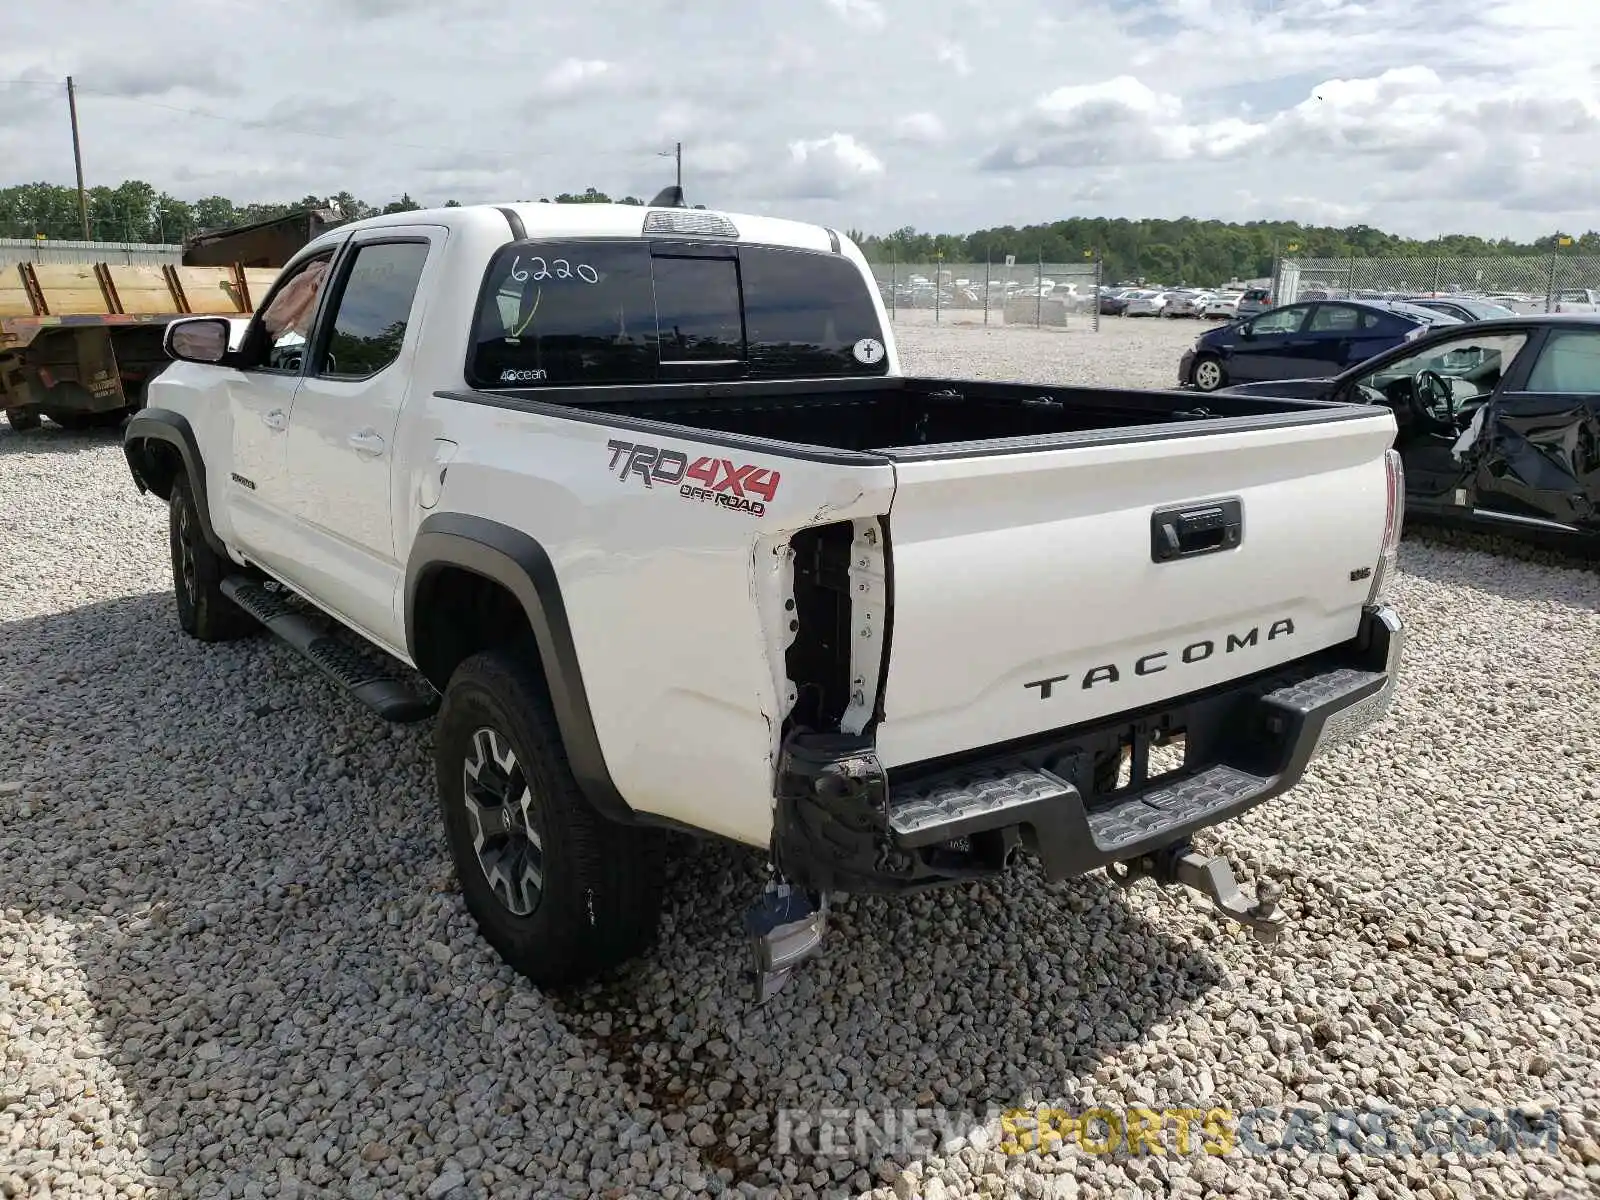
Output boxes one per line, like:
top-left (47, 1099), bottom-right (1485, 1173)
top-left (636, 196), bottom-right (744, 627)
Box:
top-left (649, 184), bottom-right (687, 208)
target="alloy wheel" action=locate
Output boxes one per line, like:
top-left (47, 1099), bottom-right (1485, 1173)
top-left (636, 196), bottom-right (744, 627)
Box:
top-left (462, 727), bottom-right (545, 916)
top-left (175, 498), bottom-right (198, 601)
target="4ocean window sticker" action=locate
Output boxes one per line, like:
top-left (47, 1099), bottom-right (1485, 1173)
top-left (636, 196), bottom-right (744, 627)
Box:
top-left (496, 254), bottom-right (601, 384)
top-left (606, 439), bottom-right (781, 517)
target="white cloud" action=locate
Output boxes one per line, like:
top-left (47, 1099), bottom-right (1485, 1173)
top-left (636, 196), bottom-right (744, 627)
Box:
top-left (773, 133), bottom-right (885, 199)
top-left (983, 76), bottom-right (1199, 168)
top-left (893, 111), bottom-right (946, 144)
top-left (823, 0), bottom-right (886, 32)
top-left (935, 41), bottom-right (971, 76)
top-left (537, 58), bottom-right (611, 99)
top-left (980, 56), bottom-right (1600, 232)
top-left (1, 0), bottom-right (1598, 240)
top-left (692, 141), bottom-right (753, 178)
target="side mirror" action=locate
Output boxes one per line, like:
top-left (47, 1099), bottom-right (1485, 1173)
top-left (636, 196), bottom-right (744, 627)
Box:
top-left (165, 317), bottom-right (232, 365)
top-left (1238, 324), bottom-right (1255, 340)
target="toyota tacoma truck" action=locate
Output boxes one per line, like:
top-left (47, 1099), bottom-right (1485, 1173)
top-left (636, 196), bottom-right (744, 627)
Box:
top-left (124, 196), bottom-right (1406, 999)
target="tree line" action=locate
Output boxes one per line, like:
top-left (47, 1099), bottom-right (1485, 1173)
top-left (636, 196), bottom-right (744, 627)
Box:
top-left (856, 220), bottom-right (1600, 285)
top-left (0, 182), bottom-right (648, 245)
top-left (2, 179), bottom-right (1594, 286)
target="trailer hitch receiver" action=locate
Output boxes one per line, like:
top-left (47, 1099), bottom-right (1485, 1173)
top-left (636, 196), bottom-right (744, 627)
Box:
top-left (1108, 842), bottom-right (1285, 944)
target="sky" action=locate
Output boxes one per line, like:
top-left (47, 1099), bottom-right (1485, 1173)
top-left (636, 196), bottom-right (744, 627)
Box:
top-left (2, 0), bottom-right (1598, 240)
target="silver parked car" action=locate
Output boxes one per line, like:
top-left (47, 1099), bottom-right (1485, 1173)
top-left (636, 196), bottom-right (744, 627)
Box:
top-left (1164, 290), bottom-right (1212, 318)
top-left (1123, 289), bottom-right (1169, 317)
top-left (1235, 286), bottom-right (1274, 318)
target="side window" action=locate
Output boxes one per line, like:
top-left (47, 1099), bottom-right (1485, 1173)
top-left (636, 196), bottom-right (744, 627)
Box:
top-left (248, 252), bottom-right (335, 372)
top-left (1523, 330), bottom-right (1600, 394)
top-left (316, 242), bottom-right (430, 380)
top-left (1250, 306), bottom-right (1306, 335)
top-left (651, 255), bottom-right (743, 362)
top-left (1308, 304), bottom-right (1361, 333)
top-left (470, 241), bottom-right (657, 386)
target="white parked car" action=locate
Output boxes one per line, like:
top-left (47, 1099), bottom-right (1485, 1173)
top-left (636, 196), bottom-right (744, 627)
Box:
top-left (1124, 290), bottom-right (1169, 317)
top-left (1202, 292), bottom-right (1243, 319)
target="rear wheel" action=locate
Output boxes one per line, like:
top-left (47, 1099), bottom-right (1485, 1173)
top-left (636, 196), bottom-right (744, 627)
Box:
top-left (169, 474), bottom-right (256, 642)
top-left (435, 649), bottom-right (666, 987)
top-left (1192, 354), bottom-right (1226, 392)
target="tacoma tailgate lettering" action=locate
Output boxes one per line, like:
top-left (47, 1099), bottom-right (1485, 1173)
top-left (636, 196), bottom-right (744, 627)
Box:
top-left (1024, 619), bottom-right (1294, 700)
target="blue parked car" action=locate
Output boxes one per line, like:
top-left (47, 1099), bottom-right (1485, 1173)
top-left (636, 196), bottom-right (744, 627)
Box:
top-left (1178, 299), bottom-right (1461, 392)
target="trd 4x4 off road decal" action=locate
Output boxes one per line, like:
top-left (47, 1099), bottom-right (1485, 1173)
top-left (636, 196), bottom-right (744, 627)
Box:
top-left (605, 439), bottom-right (781, 517)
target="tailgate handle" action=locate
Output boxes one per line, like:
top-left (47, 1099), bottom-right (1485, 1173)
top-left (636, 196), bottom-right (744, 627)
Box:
top-left (1151, 498), bottom-right (1243, 562)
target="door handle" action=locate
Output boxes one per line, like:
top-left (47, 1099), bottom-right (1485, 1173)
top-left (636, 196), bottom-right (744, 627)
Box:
top-left (262, 408), bottom-right (287, 432)
top-left (347, 429), bottom-right (386, 456)
top-left (1151, 498), bottom-right (1244, 562)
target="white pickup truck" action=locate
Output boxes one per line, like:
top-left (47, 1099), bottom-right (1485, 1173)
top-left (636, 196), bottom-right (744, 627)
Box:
top-left (125, 197), bottom-right (1406, 998)
top-left (1552, 288), bottom-right (1600, 314)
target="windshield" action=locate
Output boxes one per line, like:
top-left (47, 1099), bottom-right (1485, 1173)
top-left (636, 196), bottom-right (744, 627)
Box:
top-left (468, 240), bottom-right (889, 388)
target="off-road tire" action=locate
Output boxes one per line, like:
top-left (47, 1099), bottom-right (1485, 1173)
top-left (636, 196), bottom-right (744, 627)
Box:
top-left (1191, 353), bottom-right (1226, 392)
top-left (435, 649), bottom-right (666, 987)
top-left (169, 474), bottom-right (256, 642)
top-left (4, 408), bottom-right (42, 432)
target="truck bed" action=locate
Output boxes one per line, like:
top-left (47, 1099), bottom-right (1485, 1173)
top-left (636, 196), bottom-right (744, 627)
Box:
top-left (462, 375), bottom-right (1368, 457)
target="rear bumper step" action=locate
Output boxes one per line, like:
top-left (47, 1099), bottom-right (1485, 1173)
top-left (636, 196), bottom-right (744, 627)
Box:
top-left (221, 577), bottom-right (439, 723)
top-left (774, 604), bottom-right (1402, 894)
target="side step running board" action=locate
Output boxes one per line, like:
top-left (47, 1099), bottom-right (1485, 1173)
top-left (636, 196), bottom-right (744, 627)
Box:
top-left (221, 577), bottom-right (439, 723)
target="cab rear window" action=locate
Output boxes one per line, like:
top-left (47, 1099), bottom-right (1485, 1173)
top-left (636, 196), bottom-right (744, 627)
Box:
top-left (468, 240), bottom-right (888, 387)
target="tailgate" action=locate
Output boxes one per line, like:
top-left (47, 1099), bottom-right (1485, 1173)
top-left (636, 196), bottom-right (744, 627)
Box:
top-left (874, 411), bottom-right (1397, 768)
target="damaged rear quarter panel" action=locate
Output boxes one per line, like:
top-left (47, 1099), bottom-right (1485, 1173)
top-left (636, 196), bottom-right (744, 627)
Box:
top-left (420, 398), bottom-right (896, 847)
top-left (1474, 393), bottom-right (1600, 527)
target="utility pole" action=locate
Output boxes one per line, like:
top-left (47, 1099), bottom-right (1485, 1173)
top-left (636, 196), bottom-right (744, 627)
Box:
top-left (67, 76), bottom-right (90, 240)
top-left (655, 141), bottom-right (683, 195)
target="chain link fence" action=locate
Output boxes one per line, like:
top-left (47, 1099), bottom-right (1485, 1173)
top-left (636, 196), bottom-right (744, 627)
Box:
top-left (1276, 254), bottom-right (1600, 313)
top-left (867, 257), bottom-right (1104, 330)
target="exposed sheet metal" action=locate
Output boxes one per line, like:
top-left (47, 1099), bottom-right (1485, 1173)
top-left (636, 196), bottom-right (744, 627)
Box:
top-left (1475, 396), bottom-right (1600, 528)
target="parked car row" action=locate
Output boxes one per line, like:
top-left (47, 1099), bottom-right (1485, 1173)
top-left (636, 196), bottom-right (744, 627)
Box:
top-left (1098, 285), bottom-right (1275, 320)
top-left (876, 276), bottom-right (1099, 313)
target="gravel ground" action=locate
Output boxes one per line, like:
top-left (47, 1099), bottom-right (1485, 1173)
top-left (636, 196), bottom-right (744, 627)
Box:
top-left (2, 317), bottom-right (1598, 1200)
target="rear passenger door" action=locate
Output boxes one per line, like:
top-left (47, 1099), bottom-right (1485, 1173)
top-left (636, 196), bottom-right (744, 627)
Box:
top-left (280, 228), bottom-right (440, 650)
top-left (1473, 327), bottom-right (1600, 527)
top-left (1296, 303), bottom-right (1394, 375)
